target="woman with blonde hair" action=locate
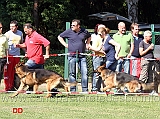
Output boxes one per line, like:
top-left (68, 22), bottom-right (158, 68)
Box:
top-left (90, 24), bottom-right (106, 92)
top-left (90, 27), bottom-right (121, 71)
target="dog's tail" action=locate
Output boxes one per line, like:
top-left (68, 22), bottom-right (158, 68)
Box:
top-left (63, 81), bottom-right (78, 87)
top-left (141, 82), bottom-right (154, 91)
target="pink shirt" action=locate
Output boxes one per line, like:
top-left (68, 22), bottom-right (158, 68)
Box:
top-left (25, 31), bottom-right (50, 64)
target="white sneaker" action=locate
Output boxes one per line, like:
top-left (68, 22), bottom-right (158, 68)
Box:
top-left (149, 90), bottom-right (159, 96)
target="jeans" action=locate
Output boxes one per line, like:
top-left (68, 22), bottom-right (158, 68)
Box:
top-left (25, 59), bottom-right (44, 91)
top-left (92, 56), bottom-right (105, 91)
top-left (116, 58), bottom-right (130, 74)
top-left (106, 60), bottom-right (117, 71)
top-left (25, 59), bottom-right (44, 69)
top-left (68, 56), bottom-right (88, 92)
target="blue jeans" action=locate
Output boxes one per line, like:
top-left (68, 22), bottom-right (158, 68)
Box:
top-left (68, 56), bottom-right (88, 92)
top-left (116, 58), bottom-right (130, 74)
top-left (25, 59), bottom-right (44, 69)
top-left (92, 56), bottom-right (105, 91)
top-left (25, 59), bottom-right (44, 92)
top-left (106, 60), bottom-right (117, 71)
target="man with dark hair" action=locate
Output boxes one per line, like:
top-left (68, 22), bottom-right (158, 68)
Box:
top-left (58, 19), bottom-right (91, 92)
top-left (4, 20), bottom-right (24, 91)
top-left (16, 23), bottom-right (50, 69)
top-left (16, 23), bottom-right (53, 93)
top-left (130, 23), bottom-right (143, 78)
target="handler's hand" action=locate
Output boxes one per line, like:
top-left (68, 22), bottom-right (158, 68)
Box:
top-left (44, 54), bottom-right (50, 60)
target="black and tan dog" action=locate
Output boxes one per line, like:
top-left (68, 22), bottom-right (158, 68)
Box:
top-left (95, 64), bottom-right (157, 93)
top-left (153, 71), bottom-right (160, 93)
top-left (11, 62), bottom-right (77, 98)
top-left (95, 64), bottom-right (142, 93)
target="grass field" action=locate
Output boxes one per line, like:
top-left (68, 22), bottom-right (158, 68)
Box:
top-left (0, 80), bottom-right (160, 119)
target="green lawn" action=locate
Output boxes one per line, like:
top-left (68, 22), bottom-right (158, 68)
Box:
top-left (0, 92), bottom-right (160, 119)
top-left (0, 79), bottom-right (160, 119)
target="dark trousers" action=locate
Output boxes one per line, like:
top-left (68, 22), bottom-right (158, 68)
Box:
top-left (0, 58), bottom-right (6, 82)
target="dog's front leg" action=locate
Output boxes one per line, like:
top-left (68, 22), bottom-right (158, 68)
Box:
top-left (11, 81), bottom-right (26, 97)
top-left (33, 84), bottom-right (39, 93)
top-left (103, 87), bottom-right (110, 92)
top-left (103, 84), bottom-right (113, 92)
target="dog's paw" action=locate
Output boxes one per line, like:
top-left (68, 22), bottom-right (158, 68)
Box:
top-left (45, 93), bottom-right (53, 98)
top-left (9, 95), bottom-right (15, 98)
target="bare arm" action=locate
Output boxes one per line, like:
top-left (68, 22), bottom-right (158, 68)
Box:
top-left (5, 49), bottom-right (9, 64)
top-left (57, 35), bottom-right (68, 48)
top-left (127, 42), bottom-right (134, 58)
top-left (109, 39), bottom-right (121, 60)
top-left (44, 44), bottom-right (50, 60)
top-left (139, 43), bottom-right (154, 56)
top-left (86, 37), bottom-right (91, 49)
top-left (15, 43), bottom-right (26, 48)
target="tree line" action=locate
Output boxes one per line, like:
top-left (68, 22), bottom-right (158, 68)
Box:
top-left (0, 0), bottom-right (159, 50)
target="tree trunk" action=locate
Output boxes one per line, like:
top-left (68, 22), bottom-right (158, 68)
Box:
top-left (126, 0), bottom-right (139, 23)
top-left (34, 0), bottom-right (39, 30)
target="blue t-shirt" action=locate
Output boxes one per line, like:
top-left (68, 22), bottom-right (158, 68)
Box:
top-left (103, 35), bottom-right (116, 61)
top-left (59, 28), bottom-right (91, 56)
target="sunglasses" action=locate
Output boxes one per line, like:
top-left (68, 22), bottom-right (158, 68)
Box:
top-left (0, 27), bottom-right (2, 29)
top-left (71, 24), bottom-right (76, 27)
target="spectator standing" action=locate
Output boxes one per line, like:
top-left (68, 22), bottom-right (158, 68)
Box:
top-left (130, 23), bottom-right (143, 78)
top-left (139, 30), bottom-right (157, 95)
top-left (90, 27), bottom-right (121, 71)
top-left (4, 20), bottom-right (24, 91)
top-left (90, 24), bottom-right (106, 92)
top-left (139, 30), bottom-right (155, 83)
top-left (0, 22), bottom-right (9, 83)
top-left (58, 19), bottom-right (91, 92)
top-left (113, 22), bottom-right (134, 74)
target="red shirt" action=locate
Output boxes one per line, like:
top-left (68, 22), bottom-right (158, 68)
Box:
top-left (25, 31), bottom-right (50, 64)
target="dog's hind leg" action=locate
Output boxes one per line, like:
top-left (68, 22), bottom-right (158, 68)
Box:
top-left (45, 80), bottom-right (60, 98)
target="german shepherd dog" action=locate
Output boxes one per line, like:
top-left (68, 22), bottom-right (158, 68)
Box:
top-left (95, 64), bottom-right (143, 93)
top-left (153, 71), bottom-right (160, 93)
top-left (11, 62), bottom-right (77, 98)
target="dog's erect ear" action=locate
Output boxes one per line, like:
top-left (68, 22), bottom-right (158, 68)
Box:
top-left (102, 63), bottom-right (106, 67)
top-left (94, 63), bottom-right (106, 73)
top-left (15, 62), bottom-right (25, 68)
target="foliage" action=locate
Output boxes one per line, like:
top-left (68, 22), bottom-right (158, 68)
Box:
top-left (38, 0), bottom-right (76, 50)
top-left (0, 0), bottom-right (33, 32)
top-left (138, 0), bottom-right (160, 23)
top-left (0, 0), bottom-right (160, 49)
top-left (44, 50), bottom-right (65, 76)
